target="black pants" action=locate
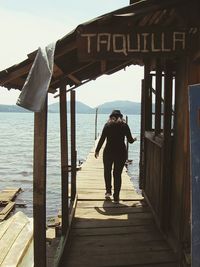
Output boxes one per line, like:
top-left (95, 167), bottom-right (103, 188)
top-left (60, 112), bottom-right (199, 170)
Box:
top-left (103, 150), bottom-right (126, 199)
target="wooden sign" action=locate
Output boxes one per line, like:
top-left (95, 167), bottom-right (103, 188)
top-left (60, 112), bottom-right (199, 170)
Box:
top-left (189, 84), bottom-right (200, 267)
top-left (77, 26), bottom-right (199, 61)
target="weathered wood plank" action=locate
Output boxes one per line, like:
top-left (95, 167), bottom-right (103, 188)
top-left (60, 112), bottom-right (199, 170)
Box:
top-left (0, 212), bottom-right (30, 265)
top-left (77, 200), bottom-right (144, 208)
top-left (73, 217), bottom-right (155, 229)
top-left (0, 202), bottom-right (15, 221)
top-left (66, 250), bottom-right (177, 267)
top-left (72, 224), bottom-right (158, 236)
top-left (1, 215), bottom-right (33, 266)
top-left (0, 188), bottom-right (21, 205)
top-left (61, 141), bottom-right (178, 267)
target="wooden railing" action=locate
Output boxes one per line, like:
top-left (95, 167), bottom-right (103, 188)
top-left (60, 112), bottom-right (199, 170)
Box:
top-left (143, 132), bottom-right (163, 226)
top-left (142, 131), bottom-right (173, 230)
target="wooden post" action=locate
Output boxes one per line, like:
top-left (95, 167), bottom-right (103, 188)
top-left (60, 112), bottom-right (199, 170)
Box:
top-left (95, 108), bottom-right (98, 140)
top-left (189, 84), bottom-right (200, 267)
top-left (144, 62), bottom-right (152, 131)
top-left (33, 97), bottom-right (48, 267)
top-left (161, 61), bottom-right (173, 230)
top-left (70, 90), bottom-right (76, 202)
top-left (59, 85), bottom-right (69, 234)
top-left (155, 60), bottom-right (162, 136)
top-left (126, 116), bottom-right (129, 161)
top-left (139, 79), bottom-right (146, 189)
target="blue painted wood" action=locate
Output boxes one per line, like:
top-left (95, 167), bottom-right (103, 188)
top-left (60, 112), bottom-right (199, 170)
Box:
top-left (189, 84), bottom-right (200, 267)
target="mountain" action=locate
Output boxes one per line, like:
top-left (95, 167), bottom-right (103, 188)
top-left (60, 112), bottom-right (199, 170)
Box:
top-left (48, 101), bottom-right (94, 113)
top-left (97, 100), bottom-right (141, 115)
top-left (0, 104), bottom-right (29, 112)
top-left (0, 100), bottom-right (141, 114)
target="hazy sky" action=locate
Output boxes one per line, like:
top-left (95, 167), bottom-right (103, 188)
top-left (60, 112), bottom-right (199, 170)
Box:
top-left (0, 1), bottom-right (144, 107)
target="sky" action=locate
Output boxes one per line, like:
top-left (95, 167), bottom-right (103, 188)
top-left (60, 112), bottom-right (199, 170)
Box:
top-left (0, 1), bottom-right (144, 108)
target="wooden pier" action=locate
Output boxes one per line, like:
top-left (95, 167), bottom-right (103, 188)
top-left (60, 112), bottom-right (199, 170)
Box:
top-left (60, 146), bottom-right (178, 267)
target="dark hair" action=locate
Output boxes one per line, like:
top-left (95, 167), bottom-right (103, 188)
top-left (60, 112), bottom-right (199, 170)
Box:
top-left (109, 110), bottom-right (123, 119)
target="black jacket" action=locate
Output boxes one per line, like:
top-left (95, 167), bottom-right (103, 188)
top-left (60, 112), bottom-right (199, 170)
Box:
top-left (95, 121), bottom-right (134, 154)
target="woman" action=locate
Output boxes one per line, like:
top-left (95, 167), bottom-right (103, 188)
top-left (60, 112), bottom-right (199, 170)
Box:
top-left (95, 110), bottom-right (136, 203)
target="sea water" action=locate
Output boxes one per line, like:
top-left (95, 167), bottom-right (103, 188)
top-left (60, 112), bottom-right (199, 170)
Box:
top-left (0, 112), bottom-right (141, 218)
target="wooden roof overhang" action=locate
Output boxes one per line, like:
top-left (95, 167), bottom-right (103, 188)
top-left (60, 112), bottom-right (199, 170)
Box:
top-left (0, 0), bottom-right (200, 95)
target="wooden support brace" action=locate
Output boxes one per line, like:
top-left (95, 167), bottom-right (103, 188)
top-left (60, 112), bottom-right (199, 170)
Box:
top-left (67, 74), bottom-right (81, 85)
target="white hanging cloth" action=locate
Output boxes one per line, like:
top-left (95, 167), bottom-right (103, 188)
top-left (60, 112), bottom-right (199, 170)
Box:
top-left (17, 42), bottom-right (56, 112)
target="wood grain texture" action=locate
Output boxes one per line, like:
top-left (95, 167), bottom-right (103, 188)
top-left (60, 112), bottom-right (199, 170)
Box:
top-left (60, 144), bottom-right (178, 266)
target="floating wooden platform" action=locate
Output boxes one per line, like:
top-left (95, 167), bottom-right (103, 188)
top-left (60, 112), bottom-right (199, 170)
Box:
top-left (61, 147), bottom-right (178, 266)
top-left (0, 188), bottom-right (24, 221)
top-left (0, 211), bottom-right (33, 266)
top-left (0, 188), bottom-right (22, 205)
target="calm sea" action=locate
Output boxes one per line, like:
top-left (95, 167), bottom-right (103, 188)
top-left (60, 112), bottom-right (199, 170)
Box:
top-left (0, 112), bottom-right (141, 218)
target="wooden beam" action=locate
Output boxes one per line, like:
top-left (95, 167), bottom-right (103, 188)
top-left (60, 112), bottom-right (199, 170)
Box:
top-left (1, 42), bottom-right (77, 87)
top-left (155, 60), bottom-right (162, 135)
top-left (53, 64), bottom-right (64, 78)
top-left (67, 74), bottom-right (81, 85)
top-left (161, 61), bottom-right (173, 230)
top-left (33, 97), bottom-right (48, 267)
top-left (28, 42), bottom-right (76, 60)
top-left (101, 60), bottom-right (107, 73)
top-left (54, 58), bottom-right (135, 98)
top-left (59, 85), bottom-right (69, 235)
top-left (144, 62), bottom-right (152, 131)
top-left (0, 63), bottom-right (31, 86)
top-left (139, 79), bottom-right (146, 190)
top-left (70, 90), bottom-right (76, 202)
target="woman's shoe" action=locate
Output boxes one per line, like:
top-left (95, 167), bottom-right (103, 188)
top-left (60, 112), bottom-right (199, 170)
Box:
top-left (105, 192), bottom-right (112, 199)
top-left (113, 197), bottom-right (119, 204)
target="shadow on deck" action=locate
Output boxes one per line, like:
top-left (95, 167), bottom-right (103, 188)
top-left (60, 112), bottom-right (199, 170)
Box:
top-left (60, 198), bottom-right (178, 267)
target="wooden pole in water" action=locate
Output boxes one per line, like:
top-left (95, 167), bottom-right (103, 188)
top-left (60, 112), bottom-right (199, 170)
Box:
top-left (95, 107), bottom-right (98, 140)
top-left (33, 97), bottom-right (48, 267)
top-left (70, 90), bottom-right (76, 202)
top-left (59, 85), bottom-right (69, 234)
top-left (126, 115), bottom-right (129, 161)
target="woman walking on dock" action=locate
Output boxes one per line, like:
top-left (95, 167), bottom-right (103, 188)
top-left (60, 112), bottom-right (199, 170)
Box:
top-left (95, 110), bottom-right (136, 203)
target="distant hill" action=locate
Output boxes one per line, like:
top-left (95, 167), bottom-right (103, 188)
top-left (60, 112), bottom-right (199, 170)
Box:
top-left (97, 100), bottom-right (141, 115)
top-left (48, 101), bottom-right (94, 113)
top-left (0, 104), bottom-right (29, 112)
top-left (0, 100), bottom-right (141, 114)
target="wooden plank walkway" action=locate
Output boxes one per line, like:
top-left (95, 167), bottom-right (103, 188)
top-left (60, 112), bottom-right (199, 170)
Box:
top-left (62, 146), bottom-right (178, 267)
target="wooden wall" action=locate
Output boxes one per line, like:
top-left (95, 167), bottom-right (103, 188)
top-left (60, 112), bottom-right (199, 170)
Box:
top-left (170, 58), bottom-right (200, 263)
top-left (142, 57), bottom-right (200, 265)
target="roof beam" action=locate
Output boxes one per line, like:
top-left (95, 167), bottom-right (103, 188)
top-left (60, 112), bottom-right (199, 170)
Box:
top-left (0, 63), bottom-right (31, 86)
top-left (53, 64), bottom-right (64, 78)
top-left (67, 74), bottom-right (81, 85)
top-left (101, 60), bottom-right (107, 73)
top-left (0, 42), bottom-right (77, 87)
